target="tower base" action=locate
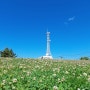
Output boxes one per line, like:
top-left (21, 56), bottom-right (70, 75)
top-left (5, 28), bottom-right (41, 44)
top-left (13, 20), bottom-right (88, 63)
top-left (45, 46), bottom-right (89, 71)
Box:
top-left (42, 55), bottom-right (53, 59)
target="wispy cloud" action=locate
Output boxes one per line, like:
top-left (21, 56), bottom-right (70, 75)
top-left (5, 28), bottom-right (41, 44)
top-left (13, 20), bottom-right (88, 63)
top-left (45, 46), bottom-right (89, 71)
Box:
top-left (64, 16), bottom-right (75, 25)
top-left (68, 16), bottom-right (75, 21)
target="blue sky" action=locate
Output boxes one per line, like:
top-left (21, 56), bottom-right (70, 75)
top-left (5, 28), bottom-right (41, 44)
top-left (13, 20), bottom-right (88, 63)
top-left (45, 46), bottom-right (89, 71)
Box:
top-left (0, 0), bottom-right (90, 59)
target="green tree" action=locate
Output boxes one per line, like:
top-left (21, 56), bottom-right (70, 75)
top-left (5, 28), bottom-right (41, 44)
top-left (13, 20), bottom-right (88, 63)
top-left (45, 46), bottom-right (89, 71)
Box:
top-left (80, 57), bottom-right (89, 60)
top-left (0, 48), bottom-right (16, 58)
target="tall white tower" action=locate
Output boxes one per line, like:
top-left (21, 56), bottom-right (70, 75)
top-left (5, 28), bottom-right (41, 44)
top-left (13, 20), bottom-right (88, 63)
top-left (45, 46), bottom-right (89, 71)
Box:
top-left (43, 31), bottom-right (53, 59)
top-left (46, 32), bottom-right (51, 56)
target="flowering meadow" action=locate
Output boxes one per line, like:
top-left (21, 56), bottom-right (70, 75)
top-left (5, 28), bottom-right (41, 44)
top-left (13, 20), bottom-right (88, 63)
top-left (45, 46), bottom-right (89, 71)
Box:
top-left (0, 58), bottom-right (90, 90)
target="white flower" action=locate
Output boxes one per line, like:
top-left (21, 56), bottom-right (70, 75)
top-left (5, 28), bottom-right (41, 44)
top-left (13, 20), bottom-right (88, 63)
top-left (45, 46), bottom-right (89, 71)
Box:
top-left (57, 68), bottom-right (60, 73)
top-left (65, 71), bottom-right (69, 74)
top-left (83, 72), bottom-right (87, 77)
top-left (39, 79), bottom-right (42, 83)
top-left (9, 82), bottom-right (12, 85)
top-left (19, 66), bottom-right (23, 69)
top-left (27, 72), bottom-right (30, 76)
top-left (33, 77), bottom-right (36, 80)
top-left (53, 86), bottom-right (58, 90)
top-left (87, 77), bottom-right (90, 82)
top-left (24, 67), bottom-right (26, 69)
top-left (58, 78), bottom-right (61, 83)
top-left (72, 73), bottom-right (75, 76)
top-left (61, 77), bottom-right (65, 82)
top-left (1, 82), bottom-right (5, 86)
top-left (52, 74), bottom-right (57, 77)
top-left (35, 65), bottom-right (39, 68)
top-left (42, 75), bottom-right (45, 78)
top-left (2, 80), bottom-right (6, 83)
top-left (53, 68), bottom-right (55, 72)
top-left (77, 88), bottom-right (80, 90)
top-left (21, 77), bottom-right (24, 79)
top-left (12, 86), bottom-right (16, 90)
top-left (3, 70), bottom-right (7, 74)
top-left (12, 78), bottom-right (17, 83)
top-left (80, 74), bottom-right (82, 77)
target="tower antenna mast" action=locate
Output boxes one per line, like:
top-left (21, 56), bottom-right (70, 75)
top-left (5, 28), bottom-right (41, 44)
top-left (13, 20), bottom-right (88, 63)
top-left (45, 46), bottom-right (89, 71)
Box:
top-left (42, 30), bottom-right (53, 59)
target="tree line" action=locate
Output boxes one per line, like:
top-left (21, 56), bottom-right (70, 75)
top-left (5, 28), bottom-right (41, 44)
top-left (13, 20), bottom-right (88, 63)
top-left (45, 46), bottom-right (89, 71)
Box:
top-left (80, 56), bottom-right (90, 60)
top-left (0, 48), bottom-right (16, 58)
top-left (0, 48), bottom-right (90, 60)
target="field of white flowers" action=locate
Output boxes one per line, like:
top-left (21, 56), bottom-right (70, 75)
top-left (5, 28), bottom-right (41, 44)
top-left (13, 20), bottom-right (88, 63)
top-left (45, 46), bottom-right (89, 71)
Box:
top-left (0, 58), bottom-right (90, 90)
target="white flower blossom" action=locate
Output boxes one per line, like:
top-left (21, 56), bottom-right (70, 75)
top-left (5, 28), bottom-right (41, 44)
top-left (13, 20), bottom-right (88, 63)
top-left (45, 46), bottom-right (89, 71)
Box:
top-left (87, 77), bottom-right (90, 82)
top-left (19, 66), bottom-right (23, 69)
top-left (9, 82), bottom-right (12, 85)
top-left (12, 78), bottom-right (17, 83)
top-left (2, 80), bottom-right (6, 83)
top-left (1, 82), bottom-right (5, 86)
top-left (33, 77), bottom-right (36, 80)
top-left (21, 77), bottom-right (24, 79)
top-left (53, 86), bottom-right (58, 90)
top-left (12, 86), bottom-right (16, 90)
top-left (83, 72), bottom-right (87, 77)
top-left (65, 71), bottom-right (69, 74)
top-left (58, 78), bottom-right (61, 83)
top-left (77, 88), bottom-right (80, 90)
top-left (3, 70), bottom-right (7, 74)
top-left (27, 71), bottom-right (30, 76)
top-left (52, 74), bottom-right (57, 77)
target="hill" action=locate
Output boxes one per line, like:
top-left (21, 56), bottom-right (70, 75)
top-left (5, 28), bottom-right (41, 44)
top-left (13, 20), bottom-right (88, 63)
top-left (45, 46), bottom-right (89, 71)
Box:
top-left (0, 58), bottom-right (90, 89)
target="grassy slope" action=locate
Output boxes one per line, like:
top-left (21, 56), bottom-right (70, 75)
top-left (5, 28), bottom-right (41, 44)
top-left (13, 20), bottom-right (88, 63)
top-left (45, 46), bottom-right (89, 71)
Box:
top-left (0, 58), bottom-right (90, 90)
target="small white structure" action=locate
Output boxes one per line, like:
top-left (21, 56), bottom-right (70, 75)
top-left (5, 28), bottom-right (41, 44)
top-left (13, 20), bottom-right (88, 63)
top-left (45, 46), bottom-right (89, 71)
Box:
top-left (42, 31), bottom-right (53, 59)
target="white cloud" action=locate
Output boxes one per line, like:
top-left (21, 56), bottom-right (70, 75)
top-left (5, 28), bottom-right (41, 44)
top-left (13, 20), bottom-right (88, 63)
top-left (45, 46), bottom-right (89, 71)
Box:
top-left (64, 16), bottom-right (76, 25)
top-left (64, 16), bottom-right (75, 25)
top-left (68, 16), bottom-right (75, 21)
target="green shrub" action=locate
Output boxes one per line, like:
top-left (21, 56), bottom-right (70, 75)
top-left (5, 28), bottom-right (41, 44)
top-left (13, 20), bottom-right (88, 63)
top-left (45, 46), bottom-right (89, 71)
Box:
top-left (0, 48), bottom-right (16, 58)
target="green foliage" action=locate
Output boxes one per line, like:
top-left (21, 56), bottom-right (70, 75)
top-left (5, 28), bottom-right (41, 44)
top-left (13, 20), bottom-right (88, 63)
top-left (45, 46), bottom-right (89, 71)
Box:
top-left (0, 48), bottom-right (16, 58)
top-left (80, 57), bottom-right (89, 60)
top-left (0, 59), bottom-right (90, 89)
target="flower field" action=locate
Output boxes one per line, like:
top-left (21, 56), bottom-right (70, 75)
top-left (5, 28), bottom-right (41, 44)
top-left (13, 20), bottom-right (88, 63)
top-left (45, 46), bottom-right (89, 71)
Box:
top-left (0, 58), bottom-right (90, 90)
